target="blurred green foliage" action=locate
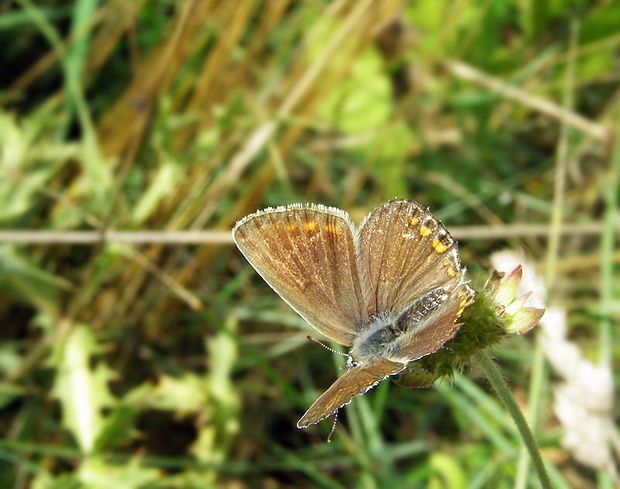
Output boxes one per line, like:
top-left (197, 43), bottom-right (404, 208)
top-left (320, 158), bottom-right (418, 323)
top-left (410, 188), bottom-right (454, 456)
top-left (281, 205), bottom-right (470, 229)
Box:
top-left (0, 0), bottom-right (618, 488)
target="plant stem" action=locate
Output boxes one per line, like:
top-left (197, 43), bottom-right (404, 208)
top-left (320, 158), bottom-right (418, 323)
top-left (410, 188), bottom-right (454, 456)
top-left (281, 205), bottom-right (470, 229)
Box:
top-left (475, 350), bottom-right (551, 489)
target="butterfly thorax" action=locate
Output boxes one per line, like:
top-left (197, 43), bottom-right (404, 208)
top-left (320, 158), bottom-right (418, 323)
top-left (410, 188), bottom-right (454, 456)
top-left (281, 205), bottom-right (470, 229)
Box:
top-left (349, 317), bottom-right (401, 365)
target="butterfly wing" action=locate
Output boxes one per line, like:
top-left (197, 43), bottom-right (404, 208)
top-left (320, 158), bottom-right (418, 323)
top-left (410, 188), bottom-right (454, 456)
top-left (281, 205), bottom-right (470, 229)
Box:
top-left (233, 204), bottom-right (367, 346)
top-left (394, 282), bottom-right (476, 361)
top-left (296, 357), bottom-right (405, 428)
top-left (357, 199), bottom-right (465, 319)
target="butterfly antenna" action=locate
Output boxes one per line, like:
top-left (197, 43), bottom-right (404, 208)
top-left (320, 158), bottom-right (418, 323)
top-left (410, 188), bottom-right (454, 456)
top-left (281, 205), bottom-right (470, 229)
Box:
top-left (305, 335), bottom-right (348, 358)
top-left (327, 410), bottom-right (339, 443)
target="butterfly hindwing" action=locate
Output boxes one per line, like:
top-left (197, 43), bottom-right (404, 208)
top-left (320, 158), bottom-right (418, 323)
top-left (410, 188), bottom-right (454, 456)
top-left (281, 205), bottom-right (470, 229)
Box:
top-left (394, 282), bottom-right (476, 361)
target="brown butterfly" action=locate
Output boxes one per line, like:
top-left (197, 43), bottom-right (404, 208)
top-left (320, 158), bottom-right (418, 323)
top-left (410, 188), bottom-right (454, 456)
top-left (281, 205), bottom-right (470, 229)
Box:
top-left (233, 199), bottom-right (474, 428)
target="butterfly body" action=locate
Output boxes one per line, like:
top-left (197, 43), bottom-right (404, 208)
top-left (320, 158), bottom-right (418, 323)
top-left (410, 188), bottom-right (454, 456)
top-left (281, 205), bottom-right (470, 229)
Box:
top-left (233, 199), bottom-right (474, 429)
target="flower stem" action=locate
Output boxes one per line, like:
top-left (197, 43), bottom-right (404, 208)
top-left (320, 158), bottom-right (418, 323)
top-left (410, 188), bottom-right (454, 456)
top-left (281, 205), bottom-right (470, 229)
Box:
top-left (475, 350), bottom-right (551, 489)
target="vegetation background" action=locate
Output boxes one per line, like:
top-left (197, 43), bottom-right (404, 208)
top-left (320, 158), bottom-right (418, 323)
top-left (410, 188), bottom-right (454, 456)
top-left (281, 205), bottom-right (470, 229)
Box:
top-left (0, 0), bottom-right (617, 488)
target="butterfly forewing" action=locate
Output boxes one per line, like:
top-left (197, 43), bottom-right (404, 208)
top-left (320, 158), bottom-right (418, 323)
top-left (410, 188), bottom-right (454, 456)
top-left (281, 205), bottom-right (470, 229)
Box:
top-left (233, 204), bottom-right (367, 346)
top-left (297, 357), bottom-right (405, 428)
top-left (357, 199), bottom-right (464, 318)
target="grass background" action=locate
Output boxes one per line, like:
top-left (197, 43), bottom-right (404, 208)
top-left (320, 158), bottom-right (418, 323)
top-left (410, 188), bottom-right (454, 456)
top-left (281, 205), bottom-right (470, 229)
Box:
top-left (0, 0), bottom-right (618, 488)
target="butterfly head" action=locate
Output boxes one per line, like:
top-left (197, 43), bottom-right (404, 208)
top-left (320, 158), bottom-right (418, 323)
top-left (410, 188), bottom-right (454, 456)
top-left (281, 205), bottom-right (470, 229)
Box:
top-left (345, 355), bottom-right (359, 369)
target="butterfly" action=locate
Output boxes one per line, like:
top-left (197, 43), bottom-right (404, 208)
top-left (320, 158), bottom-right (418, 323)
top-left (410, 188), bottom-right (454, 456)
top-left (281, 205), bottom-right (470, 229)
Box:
top-left (233, 199), bottom-right (474, 428)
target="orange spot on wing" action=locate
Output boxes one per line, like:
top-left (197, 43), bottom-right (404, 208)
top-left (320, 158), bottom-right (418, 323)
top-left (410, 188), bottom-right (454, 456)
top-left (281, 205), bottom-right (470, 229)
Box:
top-left (303, 221), bottom-right (318, 232)
top-left (432, 238), bottom-right (449, 253)
top-left (419, 225), bottom-right (432, 237)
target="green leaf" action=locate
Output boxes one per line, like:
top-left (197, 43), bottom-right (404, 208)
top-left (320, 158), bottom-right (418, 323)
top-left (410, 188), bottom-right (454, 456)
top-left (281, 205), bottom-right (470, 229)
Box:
top-left (51, 325), bottom-right (117, 453)
top-left (307, 18), bottom-right (392, 133)
top-left (365, 122), bottom-right (413, 198)
top-left (130, 161), bottom-right (184, 226)
top-left (429, 452), bottom-right (467, 489)
top-left (0, 245), bottom-right (67, 314)
top-left (0, 112), bottom-right (71, 225)
top-left (148, 373), bottom-right (210, 415)
top-left (31, 471), bottom-right (81, 489)
top-left (78, 456), bottom-right (161, 489)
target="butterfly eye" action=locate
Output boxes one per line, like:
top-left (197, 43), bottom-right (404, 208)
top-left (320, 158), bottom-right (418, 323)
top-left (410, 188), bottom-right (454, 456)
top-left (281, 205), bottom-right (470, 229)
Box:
top-left (346, 356), bottom-right (360, 368)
